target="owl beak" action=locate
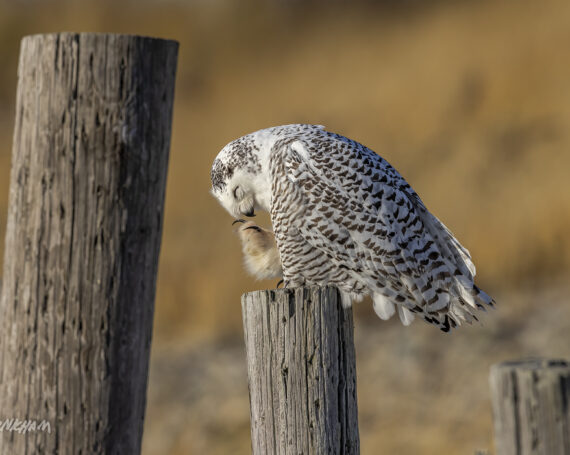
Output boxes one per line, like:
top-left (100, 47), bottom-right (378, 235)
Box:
top-left (244, 208), bottom-right (256, 217)
top-left (232, 219), bottom-right (246, 225)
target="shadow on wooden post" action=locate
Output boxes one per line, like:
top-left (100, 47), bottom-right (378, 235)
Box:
top-left (489, 358), bottom-right (570, 455)
top-left (0, 33), bottom-right (178, 454)
top-left (242, 286), bottom-right (360, 454)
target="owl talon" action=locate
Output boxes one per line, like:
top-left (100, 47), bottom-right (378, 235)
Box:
top-left (232, 219), bottom-right (283, 280)
top-left (276, 279), bottom-right (284, 288)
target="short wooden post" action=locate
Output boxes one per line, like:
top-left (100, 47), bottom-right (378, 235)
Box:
top-left (0, 33), bottom-right (177, 454)
top-left (489, 358), bottom-right (570, 455)
top-left (241, 286), bottom-right (360, 454)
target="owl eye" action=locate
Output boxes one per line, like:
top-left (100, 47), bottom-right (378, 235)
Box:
top-left (233, 186), bottom-right (240, 200)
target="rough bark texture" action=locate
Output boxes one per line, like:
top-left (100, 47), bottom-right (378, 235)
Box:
top-left (0, 33), bottom-right (178, 454)
top-left (241, 287), bottom-right (360, 455)
top-left (490, 358), bottom-right (570, 455)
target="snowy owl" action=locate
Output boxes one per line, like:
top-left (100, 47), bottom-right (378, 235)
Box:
top-left (211, 124), bottom-right (494, 331)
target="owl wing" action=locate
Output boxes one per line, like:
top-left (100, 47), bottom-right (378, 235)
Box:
top-left (276, 131), bottom-right (492, 330)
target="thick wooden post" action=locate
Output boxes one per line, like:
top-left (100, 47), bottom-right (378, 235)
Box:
top-left (489, 358), bottom-right (570, 455)
top-left (0, 33), bottom-right (177, 454)
top-left (241, 286), bottom-right (360, 454)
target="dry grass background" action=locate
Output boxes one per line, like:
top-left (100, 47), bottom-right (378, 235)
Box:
top-left (0, 0), bottom-right (569, 453)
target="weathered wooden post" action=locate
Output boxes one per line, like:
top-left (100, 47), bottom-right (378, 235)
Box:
top-left (489, 358), bottom-right (570, 455)
top-left (241, 286), bottom-right (360, 454)
top-left (0, 33), bottom-right (177, 454)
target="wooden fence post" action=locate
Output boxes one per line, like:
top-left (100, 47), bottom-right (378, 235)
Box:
top-left (0, 33), bottom-right (178, 454)
top-left (241, 286), bottom-right (360, 454)
top-left (489, 358), bottom-right (570, 455)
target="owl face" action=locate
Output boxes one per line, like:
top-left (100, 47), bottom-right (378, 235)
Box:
top-left (211, 134), bottom-right (273, 218)
top-left (211, 164), bottom-right (257, 218)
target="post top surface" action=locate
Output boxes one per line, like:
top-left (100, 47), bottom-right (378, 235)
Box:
top-left (492, 357), bottom-right (570, 371)
top-left (22, 32), bottom-right (179, 48)
top-left (241, 285), bottom-right (341, 301)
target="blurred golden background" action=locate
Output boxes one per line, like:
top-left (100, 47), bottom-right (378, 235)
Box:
top-left (0, 0), bottom-right (569, 453)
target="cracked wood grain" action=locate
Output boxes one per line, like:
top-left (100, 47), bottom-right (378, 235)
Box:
top-left (242, 287), bottom-right (360, 454)
top-left (0, 33), bottom-right (178, 454)
top-left (490, 358), bottom-right (570, 455)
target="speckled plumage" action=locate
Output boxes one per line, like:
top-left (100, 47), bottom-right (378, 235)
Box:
top-left (211, 124), bottom-right (494, 331)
